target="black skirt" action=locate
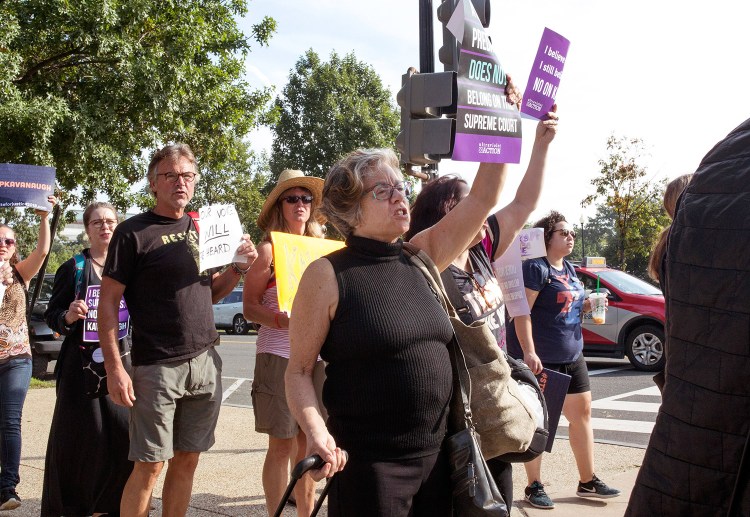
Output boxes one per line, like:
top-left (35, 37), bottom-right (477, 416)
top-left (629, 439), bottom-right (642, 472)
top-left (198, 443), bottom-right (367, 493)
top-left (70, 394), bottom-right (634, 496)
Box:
top-left (41, 335), bottom-right (133, 516)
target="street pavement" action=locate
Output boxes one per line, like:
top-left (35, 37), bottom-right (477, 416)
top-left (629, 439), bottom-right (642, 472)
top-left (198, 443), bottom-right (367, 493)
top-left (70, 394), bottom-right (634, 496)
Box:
top-left (12, 386), bottom-right (645, 516)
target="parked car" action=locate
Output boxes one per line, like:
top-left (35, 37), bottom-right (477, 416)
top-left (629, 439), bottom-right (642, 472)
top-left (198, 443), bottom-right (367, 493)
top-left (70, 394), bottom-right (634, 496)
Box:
top-left (27, 273), bottom-right (63, 378)
top-left (574, 257), bottom-right (666, 372)
top-left (213, 288), bottom-right (257, 335)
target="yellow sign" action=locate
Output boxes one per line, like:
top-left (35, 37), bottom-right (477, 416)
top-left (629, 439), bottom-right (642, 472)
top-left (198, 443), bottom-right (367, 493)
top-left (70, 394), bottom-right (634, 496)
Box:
top-left (271, 232), bottom-right (346, 314)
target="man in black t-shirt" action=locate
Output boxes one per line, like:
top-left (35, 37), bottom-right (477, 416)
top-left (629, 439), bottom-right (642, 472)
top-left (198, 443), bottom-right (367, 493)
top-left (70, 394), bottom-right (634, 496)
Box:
top-left (97, 143), bottom-right (258, 516)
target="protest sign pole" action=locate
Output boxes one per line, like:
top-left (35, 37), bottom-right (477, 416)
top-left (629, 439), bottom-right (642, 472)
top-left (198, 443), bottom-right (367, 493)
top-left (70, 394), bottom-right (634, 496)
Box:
top-left (27, 203), bottom-right (61, 316)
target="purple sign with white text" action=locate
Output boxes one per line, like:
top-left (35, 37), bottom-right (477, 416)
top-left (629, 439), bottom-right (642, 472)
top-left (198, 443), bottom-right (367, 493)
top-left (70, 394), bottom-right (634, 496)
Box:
top-left (450, 0), bottom-right (522, 163)
top-left (83, 285), bottom-right (130, 343)
top-left (521, 28), bottom-right (570, 120)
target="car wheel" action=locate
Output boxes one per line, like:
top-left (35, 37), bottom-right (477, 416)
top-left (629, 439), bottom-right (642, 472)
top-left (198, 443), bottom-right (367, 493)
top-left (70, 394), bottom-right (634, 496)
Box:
top-left (625, 324), bottom-right (665, 372)
top-left (32, 352), bottom-right (50, 379)
top-left (233, 314), bottom-right (249, 335)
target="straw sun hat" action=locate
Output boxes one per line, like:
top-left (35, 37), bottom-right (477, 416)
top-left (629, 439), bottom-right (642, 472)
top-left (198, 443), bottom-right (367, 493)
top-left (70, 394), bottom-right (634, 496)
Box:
top-left (257, 169), bottom-right (324, 231)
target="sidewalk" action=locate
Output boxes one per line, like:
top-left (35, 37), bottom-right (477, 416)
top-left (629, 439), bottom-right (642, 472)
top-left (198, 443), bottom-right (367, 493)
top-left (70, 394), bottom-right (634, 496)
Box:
top-left (13, 387), bottom-right (644, 516)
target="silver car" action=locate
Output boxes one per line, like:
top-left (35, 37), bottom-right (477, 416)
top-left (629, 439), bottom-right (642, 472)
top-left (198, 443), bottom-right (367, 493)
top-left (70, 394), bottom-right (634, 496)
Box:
top-left (213, 288), bottom-right (257, 335)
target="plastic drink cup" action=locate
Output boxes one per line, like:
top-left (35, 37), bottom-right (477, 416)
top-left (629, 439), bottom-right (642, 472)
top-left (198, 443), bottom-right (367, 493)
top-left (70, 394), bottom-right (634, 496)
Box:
top-left (589, 292), bottom-right (607, 325)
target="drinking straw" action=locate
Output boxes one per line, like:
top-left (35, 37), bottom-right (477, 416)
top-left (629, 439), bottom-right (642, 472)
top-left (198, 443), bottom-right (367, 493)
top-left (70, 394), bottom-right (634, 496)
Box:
top-left (596, 274), bottom-right (600, 293)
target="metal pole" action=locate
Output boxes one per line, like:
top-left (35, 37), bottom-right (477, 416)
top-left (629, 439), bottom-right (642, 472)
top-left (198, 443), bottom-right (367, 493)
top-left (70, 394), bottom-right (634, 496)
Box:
top-left (419, 0), bottom-right (438, 178)
top-left (580, 216), bottom-right (586, 260)
top-left (419, 0), bottom-right (434, 73)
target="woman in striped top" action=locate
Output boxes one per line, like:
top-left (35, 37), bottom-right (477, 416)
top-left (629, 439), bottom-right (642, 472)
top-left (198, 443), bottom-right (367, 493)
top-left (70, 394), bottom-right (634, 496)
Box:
top-left (243, 169), bottom-right (326, 516)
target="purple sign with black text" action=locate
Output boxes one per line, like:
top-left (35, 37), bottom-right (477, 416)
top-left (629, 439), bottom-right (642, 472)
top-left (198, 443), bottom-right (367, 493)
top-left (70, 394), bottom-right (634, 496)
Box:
top-left (449, 0), bottom-right (522, 163)
top-left (83, 285), bottom-right (130, 343)
top-left (521, 28), bottom-right (570, 120)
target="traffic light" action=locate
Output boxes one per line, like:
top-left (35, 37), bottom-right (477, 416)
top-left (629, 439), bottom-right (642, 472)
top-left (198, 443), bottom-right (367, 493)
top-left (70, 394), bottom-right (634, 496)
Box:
top-left (437, 0), bottom-right (457, 72)
top-left (437, 0), bottom-right (491, 72)
top-left (396, 68), bottom-right (457, 166)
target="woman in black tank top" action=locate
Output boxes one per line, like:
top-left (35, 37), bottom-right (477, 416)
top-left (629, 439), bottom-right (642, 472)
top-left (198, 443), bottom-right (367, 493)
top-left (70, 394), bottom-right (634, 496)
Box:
top-left (284, 133), bottom-right (523, 516)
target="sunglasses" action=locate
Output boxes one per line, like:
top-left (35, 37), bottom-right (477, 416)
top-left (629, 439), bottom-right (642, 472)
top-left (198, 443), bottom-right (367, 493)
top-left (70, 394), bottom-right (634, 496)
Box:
top-left (281, 195), bottom-right (314, 204)
top-left (0, 238), bottom-right (16, 246)
top-left (553, 229), bottom-right (576, 238)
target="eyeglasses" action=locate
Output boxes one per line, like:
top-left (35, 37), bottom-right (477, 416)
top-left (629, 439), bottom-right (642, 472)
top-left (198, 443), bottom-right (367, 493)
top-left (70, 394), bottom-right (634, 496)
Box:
top-left (363, 182), bottom-right (412, 201)
top-left (281, 195), bottom-right (314, 205)
top-left (0, 238), bottom-right (16, 246)
top-left (553, 229), bottom-right (576, 238)
top-left (89, 219), bottom-right (118, 229)
top-left (157, 172), bottom-right (197, 183)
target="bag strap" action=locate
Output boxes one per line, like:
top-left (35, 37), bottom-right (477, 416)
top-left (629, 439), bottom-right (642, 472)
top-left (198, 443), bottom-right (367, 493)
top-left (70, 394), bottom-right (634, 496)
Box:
top-left (73, 252), bottom-right (85, 299)
top-left (187, 211), bottom-right (200, 233)
top-left (402, 242), bottom-right (456, 317)
top-left (402, 242), bottom-right (473, 429)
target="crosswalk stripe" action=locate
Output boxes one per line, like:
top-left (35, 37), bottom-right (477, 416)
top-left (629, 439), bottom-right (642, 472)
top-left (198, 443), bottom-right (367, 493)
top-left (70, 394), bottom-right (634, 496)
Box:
top-left (591, 400), bottom-right (661, 413)
top-left (558, 416), bottom-right (655, 434)
top-left (222, 378), bottom-right (246, 402)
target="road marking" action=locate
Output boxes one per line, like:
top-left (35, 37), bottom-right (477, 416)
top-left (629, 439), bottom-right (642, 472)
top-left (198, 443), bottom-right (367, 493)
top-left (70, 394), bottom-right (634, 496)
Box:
top-left (591, 400), bottom-right (661, 413)
top-left (222, 378), bottom-right (247, 402)
top-left (558, 385), bottom-right (661, 435)
top-left (588, 365), bottom-right (632, 376)
top-left (558, 416), bottom-right (655, 434)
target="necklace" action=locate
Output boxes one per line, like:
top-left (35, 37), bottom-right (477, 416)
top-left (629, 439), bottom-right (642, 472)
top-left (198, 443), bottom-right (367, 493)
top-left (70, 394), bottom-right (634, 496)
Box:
top-left (91, 256), bottom-right (105, 268)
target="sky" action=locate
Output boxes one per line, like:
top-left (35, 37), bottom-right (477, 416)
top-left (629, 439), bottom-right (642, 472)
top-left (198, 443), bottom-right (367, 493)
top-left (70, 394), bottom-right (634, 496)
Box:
top-left (237, 0), bottom-right (750, 224)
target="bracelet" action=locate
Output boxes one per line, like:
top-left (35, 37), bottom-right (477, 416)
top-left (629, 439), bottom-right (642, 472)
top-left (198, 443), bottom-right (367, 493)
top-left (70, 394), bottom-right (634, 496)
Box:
top-left (231, 262), bottom-right (251, 276)
top-left (274, 312), bottom-right (281, 329)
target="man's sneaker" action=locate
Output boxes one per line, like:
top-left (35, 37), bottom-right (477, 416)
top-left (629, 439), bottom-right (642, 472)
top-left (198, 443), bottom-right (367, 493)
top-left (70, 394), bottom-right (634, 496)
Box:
top-left (576, 474), bottom-right (621, 499)
top-left (525, 481), bottom-right (555, 509)
top-left (0, 489), bottom-right (21, 510)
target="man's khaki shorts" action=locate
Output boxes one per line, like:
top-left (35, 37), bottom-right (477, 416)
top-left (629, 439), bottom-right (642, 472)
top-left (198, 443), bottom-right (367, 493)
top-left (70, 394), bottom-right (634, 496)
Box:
top-left (252, 353), bottom-right (326, 439)
top-left (129, 347), bottom-right (222, 462)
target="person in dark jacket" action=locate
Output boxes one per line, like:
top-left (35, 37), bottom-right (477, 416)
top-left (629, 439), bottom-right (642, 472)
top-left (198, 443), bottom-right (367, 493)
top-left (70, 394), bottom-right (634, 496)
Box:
top-left (626, 118), bottom-right (750, 516)
top-left (42, 201), bottom-right (133, 516)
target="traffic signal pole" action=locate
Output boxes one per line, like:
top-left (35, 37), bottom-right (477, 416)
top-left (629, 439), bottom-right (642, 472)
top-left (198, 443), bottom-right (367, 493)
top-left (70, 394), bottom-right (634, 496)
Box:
top-left (418, 0), bottom-right (437, 179)
top-left (419, 0), bottom-right (434, 74)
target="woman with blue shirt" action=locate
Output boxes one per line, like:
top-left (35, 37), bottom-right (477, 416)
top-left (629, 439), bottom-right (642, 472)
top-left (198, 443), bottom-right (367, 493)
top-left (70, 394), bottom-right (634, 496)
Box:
top-left (507, 211), bottom-right (621, 510)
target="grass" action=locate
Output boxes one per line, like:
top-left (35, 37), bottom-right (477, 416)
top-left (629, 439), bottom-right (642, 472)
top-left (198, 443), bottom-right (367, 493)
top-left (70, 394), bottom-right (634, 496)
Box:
top-left (29, 376), bottom-right (55, 389)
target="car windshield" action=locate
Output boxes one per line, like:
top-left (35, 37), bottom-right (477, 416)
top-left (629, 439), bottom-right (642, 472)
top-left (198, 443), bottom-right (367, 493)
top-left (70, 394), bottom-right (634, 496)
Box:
top-left (597, 270), bottom-right (662, 295)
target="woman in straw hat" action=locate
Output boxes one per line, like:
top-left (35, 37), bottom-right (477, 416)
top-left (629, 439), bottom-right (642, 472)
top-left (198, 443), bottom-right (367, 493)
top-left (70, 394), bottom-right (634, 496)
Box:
top-left (243, 169), bottom-right (326, 516)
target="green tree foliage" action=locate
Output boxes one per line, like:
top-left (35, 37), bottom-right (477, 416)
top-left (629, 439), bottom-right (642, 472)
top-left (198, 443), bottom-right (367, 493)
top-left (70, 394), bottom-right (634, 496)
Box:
top-left (582, 136), bottom-right (669, 277)
top-left (0, 0), bottom-right (276, 212)
top-left (269, 49), bottom-right (400, 181)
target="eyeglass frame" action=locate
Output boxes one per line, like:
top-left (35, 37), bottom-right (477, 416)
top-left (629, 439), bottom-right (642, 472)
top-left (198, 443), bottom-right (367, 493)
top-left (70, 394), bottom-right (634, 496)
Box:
top-left (0, 238), bottom-right (16, 246)
top-left (362, 182), bottom-right (412, 201)
top-left (156, 171), bottom-right (198, 183)
top-left (88, 218), bottom-right (118, 229)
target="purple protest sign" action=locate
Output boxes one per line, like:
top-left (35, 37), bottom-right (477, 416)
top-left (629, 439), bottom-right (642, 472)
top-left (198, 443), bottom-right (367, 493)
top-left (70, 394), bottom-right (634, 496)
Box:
top-left (521, 28), bottom-right (570, 120)
top-left (83, 285), bottom-right (130, 343)
top-left (449, 0), bottom-right (522, 164)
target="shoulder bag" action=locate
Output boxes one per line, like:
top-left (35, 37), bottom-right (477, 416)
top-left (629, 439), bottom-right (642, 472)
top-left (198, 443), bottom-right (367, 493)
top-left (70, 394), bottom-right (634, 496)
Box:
top-left (403, 242), bottom-right (537, 459)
